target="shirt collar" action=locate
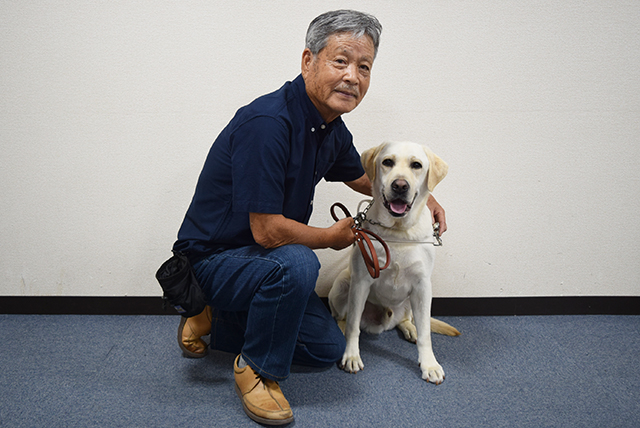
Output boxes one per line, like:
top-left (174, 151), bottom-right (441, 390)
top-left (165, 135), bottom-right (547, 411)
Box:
top-left (292, 74), bottom-right (343, 134)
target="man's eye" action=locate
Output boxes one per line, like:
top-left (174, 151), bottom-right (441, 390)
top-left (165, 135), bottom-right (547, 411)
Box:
top-left (382, 159), bottom-right (394, 167)
top-left (411, 162), bottom-right (423, 169)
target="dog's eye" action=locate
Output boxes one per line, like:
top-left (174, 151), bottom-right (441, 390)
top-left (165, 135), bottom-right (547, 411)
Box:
top-left (411, 162), bottom-right (423, 170)
top-left (382, 159), bottom-right (395, 168)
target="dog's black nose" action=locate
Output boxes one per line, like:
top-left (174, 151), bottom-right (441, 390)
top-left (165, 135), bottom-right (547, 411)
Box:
top-left (391, 179), bottom-right (409, 194)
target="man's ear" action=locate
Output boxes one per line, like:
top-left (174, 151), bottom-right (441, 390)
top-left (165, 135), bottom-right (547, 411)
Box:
top-left (425, 148), bottom-right (448, 192)
top-left (361, 143), bottom-right (387, 182)
top-left (301, 48), bottom-right (314, 79)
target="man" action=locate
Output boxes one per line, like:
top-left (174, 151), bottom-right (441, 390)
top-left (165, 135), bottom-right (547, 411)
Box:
top-left (172, 10), bottom-right (446, 425)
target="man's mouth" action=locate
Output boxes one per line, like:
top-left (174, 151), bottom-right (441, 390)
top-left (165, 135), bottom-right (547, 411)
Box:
top-left (334, 85), bottom-right (359, 99)
top-left (383, 194), bottom-right (412, 217)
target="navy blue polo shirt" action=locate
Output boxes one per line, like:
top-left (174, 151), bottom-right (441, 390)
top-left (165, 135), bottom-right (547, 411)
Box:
top-left (173, 74), bottom-right (365, 259)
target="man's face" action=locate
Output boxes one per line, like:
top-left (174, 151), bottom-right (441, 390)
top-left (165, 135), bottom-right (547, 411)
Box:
top-left (301, 33), bottom-right (375, 123)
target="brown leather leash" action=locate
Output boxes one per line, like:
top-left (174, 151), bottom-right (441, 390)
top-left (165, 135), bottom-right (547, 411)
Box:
top-left (331, 202), bottom-right (391, 279)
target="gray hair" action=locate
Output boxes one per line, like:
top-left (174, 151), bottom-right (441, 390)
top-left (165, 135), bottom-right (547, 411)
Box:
top-left (305, 10), bottom-right (383, 59)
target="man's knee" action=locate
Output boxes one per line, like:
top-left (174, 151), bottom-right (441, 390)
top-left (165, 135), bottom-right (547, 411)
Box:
top-left (294, 329), bottom-right (346, 368)
top-left (293, 292), bottom-right (347, 367)
top-left (271, 244), bottom-right (320, 291)
top-left (320, 329), bottom-right (346, 363)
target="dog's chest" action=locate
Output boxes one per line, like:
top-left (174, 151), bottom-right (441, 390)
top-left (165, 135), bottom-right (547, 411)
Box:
top-left (369, 257), bottom-right (425, 305)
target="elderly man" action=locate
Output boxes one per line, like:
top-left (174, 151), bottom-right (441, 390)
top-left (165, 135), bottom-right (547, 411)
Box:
top-left (172, 10), bottom-right (445, 425)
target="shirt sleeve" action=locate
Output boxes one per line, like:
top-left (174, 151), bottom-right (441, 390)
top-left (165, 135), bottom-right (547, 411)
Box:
top-left (323, 129), bottom-right (365, 182)
top-left (230, 116), bottom-right (290, 215)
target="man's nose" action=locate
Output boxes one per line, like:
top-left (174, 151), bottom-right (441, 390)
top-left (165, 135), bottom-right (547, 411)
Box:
top-left (343, 64), bottom-right (358, 83)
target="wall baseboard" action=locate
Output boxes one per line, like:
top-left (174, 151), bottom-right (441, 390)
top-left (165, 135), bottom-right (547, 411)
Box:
top-left (0, 296), bottom-right (638, 316)
top-left (430, 296), bottom-right (640, 316)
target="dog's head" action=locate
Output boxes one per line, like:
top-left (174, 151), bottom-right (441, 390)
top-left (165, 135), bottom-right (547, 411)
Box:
top-left (361, 142), bottom-right (448, 218)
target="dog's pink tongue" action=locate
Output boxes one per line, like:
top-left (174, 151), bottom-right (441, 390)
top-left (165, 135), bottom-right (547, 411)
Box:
top-left (390, 200), bottom-right (408, 214)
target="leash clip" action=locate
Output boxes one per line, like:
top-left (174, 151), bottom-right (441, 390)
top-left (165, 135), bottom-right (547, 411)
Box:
top-left (353, 213), bottom-right (365, 229)
top-left (433, 222), bottom-right (443, 246)
top-left (353, 199), bottom-right (375, 228)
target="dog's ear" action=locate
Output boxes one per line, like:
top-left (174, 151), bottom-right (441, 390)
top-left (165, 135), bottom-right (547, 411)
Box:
top-left (361, 143), bottom-right (386, 182)
top-left (425, 148), bottom-right (448, 192)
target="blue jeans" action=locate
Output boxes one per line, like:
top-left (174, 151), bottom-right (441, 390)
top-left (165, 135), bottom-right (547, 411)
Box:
top-left (191, 244), bottom-right (345, 381)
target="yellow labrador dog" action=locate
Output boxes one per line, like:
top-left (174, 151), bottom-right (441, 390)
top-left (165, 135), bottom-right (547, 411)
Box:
top-left (328, 141), bottom-right (459, 384)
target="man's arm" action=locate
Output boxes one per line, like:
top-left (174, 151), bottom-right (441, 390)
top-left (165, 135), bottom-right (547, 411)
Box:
top-left (248, 175), bottom-right (367, 251)
top-left (427, 194), bottom-right (447, 234)
top-left (344, 172), bottom-right (447, 233)
top-left (345, 173), bottom-right (372, 196)
top-left (250, 213), bottom-right (355, 250)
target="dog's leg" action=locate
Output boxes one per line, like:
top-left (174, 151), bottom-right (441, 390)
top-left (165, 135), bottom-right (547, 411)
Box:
top-left (410, 280), bottom-right (445, 384)
top-left (398, 319), bottom-right (418, 343)
top-left (396, 302), bottom-right (418, 342)
top-left (339, 275), bottom-right (372, 374)
top-left (329, 269), bottom-right (352, 335)
top-left (328, 268), bottom-right (351, 321)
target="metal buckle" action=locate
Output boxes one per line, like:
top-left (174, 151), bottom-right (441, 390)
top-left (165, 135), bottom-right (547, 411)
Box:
top-left (353, 199), bottom-right (374, 229)
top-left (433, 222), bottom-right (443, 246)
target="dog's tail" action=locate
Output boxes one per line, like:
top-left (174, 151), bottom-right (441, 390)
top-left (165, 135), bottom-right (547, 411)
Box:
top-left (431, 317), bottom-right (461, 336)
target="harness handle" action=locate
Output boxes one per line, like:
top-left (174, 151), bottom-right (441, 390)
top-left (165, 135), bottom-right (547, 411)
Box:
top-left (331, 202), bottom-right (390, 279)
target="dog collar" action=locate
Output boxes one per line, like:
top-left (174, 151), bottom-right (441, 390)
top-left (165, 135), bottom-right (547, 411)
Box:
top-left (363, 218), bottom-right (443, 247)
top-left (354, 199), bottom-right (443, 246)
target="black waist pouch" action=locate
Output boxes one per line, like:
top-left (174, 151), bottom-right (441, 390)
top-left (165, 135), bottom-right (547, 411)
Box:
top-left (155, 252), bottom-right (206, 318)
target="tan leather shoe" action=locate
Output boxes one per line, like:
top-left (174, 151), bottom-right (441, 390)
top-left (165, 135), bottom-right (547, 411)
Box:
top-left (234, 355), bottom-right (294, 426)
top-left (177, 305), bottom-right (212, 358)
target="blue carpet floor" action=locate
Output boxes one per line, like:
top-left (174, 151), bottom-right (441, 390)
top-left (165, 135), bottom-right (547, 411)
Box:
top-left (0, 314), bottom-right (638, 427)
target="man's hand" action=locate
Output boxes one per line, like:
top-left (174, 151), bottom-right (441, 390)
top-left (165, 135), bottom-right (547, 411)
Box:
top-left (427, 195), bottom-right (447, 234)
top-left (328, 217), bottom-right (357, 250)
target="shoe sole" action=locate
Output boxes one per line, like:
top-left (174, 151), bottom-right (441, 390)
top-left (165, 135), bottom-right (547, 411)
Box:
top-left (177, 316), bottom-right (208, 358)
top-left (234, 383), bottom-right (294, 426)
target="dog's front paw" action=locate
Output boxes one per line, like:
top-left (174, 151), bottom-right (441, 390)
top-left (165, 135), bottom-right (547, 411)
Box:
top-left (340, 354), bottom-right (364, 374)
top-left (420, 363), bottom-right (445, 385)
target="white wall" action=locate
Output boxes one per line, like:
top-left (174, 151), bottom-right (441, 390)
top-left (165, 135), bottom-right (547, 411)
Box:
top-left (2, 1), bottom-right (638, 298)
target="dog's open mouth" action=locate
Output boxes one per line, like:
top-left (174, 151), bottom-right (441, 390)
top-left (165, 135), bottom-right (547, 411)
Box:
top-left (383, 194), bottom-right (413, 217)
